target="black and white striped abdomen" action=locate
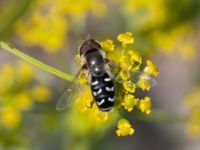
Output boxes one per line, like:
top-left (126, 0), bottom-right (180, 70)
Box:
top-left (91, 72), bottom-right (115, 112)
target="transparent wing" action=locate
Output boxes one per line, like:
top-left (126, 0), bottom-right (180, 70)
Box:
top-left (56, 82), bottom-right (80, 111)
top-left (130, 70), bottom-right (157, 87)
top-left (107, 60), bottom-right (157, 89)
top-left (56, 67), bottom-right (88, 111)
top-left (115, 70), bottom-right (157, 88)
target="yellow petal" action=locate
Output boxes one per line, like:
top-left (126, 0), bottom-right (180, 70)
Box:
top-left (138, 97), bottom-right (152, 115)
top-left (122, 94), bottom-right (138, 112)
top-left (137, 76), bottom-right (151, 91)
top-left (144, 60), bottom-right (159, 76)
top-left (76, 88), bottom-right (93, 112)
top-left (116, 118), bottom-right (135, 136)
top-left (119, 70), bottom-right (131, 81)
top-left (117, 32), bottom-right (134, 46)
top-left (123, 80), bottom-right (136, 94)
top-left (101, 39), bottom-right (115, 52)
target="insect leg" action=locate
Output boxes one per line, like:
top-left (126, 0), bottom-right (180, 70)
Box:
top-left (86, 99), bottom-right (94, 109)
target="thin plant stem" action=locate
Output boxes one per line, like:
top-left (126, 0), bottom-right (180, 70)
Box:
top-left (0, 42), bottom-right (74, 81)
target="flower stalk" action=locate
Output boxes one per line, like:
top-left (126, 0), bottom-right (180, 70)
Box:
top-left (0, 42), bottom-right (74, 81)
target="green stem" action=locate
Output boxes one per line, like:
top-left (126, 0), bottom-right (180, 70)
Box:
top-left (0, 42), bottom-right (74, 81)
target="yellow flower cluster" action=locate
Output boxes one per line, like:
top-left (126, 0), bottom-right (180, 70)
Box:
top-left (76, 86), bottom-right (93, 112)
top-left (152, 24), bottom-right (195, 59)
top-left (116, 33), bottom-right (159, 93)
top-left (117, 1), bottom-right (196, 60)
top-left (74, 32), bottom-right (158, 137)
top-left (65, 85), bottom-right (119, 137)
top-left (119, 0), bottom-right (167, 30)
top-left (184, 87), bottom-right (200, 137)
top-left (75, 86), bottom-right (110, 122)
top-left (15, 0), bottom-right (106, 53)
top-left (66, 103), bottom-right (118, 137)
top-left (0, 61), bottom-right (51, 129)
top-left (119, 50), bottom-right (142, 71)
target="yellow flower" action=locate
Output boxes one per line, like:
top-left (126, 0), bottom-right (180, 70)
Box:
top-left (184, 87), bottom-right (200, 108)
top-left (117, 32), bottom-right (134, 46)
top-left (65, 103), bottom-right (118, 137)
top-left (121, 0), bottom-right (166, 29)
top-left (76, 87), bottom-right (93, 112)
top-left (75, 54), bottom-right (82, 65)
top-left (119, 55), bottom-right (133, 70)
top-left (123, 80), bottom-right (136, 94)
top-left (0, 107), bottom-right (21, 128)
top-left (94, 108), bottom-right (109, 122)
top-left (77, 69), bottom-right (88, 84)
top-left (1, 63), bottom-right (14, 79)
top-left (179, 41), bottom-right (195, 60)
top-left (187, 108), bottom-right (200, 136)
top-left (184, 87), bottom-right (200, 137)
top-left (138, 97), bottom-right (152, 115)
top-left (137, 75), bottom-right (151, 91)
top-left (17, 61), bottom-right (34, 84)
top-left (16, 92), bottom-right (33, 111)
top-left (0, 63), bottom-right (15, 93)
top-left (15, 1), bottom-right (68, 53)
top-left (119, 50), bottom-right (142, 71)
top-left (152, 24), bottom-right (196, 60)
top-left (187, 107), bottom-right (200, 136)
top-left (63, 0), bottom-right (107, 18)
top-left (119, 70), bottom-right (131, 81)
top-left (122, 94), bottom-right (138, 112)
top-left (100, 39), bottom-right (115, 52)
top-left (129, 50), bottom-right (142, 71)
top-left (15, 0), bottom-right (107, 53)
top-left (116, 119), bottom-right (134, 136)
top-left (32, 85), bottom-right (51, 102)
top-left (187, 123), bottom-right (200, 137)
top-left (0, 61), bottom-right (52, 130)
top-left (143, 60), bottom-right (159, 76)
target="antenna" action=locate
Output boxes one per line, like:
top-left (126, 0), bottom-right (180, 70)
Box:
top-left (81, 33), bottom-right (93, 41)
top-left (86, 34), bottom-right (91, 40)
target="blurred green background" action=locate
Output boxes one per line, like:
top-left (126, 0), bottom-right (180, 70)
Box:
top-left (0, 0), bottom-right (200, 150)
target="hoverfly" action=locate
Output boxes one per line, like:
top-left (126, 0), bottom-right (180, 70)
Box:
top-left (56, 39), bottom-right (157, 112)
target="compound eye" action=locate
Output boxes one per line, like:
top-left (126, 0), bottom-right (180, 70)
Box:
top-left (79, 45), bottom-right (89, 56)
